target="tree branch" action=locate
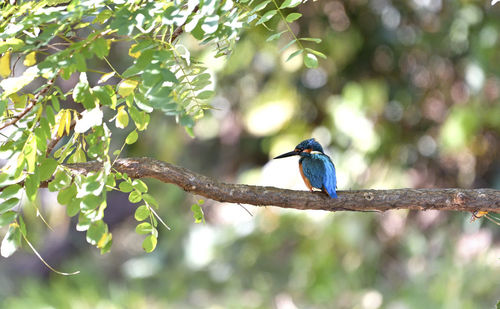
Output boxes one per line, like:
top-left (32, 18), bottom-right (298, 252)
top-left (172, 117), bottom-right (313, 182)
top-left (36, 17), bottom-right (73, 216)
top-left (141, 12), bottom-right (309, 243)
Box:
top-left (61, 157), bottom-right (500, 213)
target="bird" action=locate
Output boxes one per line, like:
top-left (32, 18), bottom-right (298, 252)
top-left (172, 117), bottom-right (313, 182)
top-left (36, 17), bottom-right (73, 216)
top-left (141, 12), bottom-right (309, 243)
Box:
top-left (273, 138), bottom-right (337, 198)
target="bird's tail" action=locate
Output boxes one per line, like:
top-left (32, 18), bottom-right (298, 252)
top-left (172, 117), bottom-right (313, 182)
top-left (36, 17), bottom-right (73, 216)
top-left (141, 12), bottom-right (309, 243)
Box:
top-left (322, 186), bottom-right (337, 198)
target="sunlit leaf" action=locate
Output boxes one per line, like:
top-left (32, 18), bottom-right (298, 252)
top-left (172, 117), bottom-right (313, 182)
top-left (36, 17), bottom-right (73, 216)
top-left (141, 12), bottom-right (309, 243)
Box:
top-left (267, 30), bottom-right (287, 42)
top-left (125, 130), bottom-right (138, 144)
top-left (285, 13), bottom-right (302, 23)
top-left (252, 0), bottom-right (271, 12)
top-left (0, 38), bottom-right (24, 53)
top-left (128, 44), bottom-right (141, 58)
top-left (300, 37), bottom-right (322, 43)
top-left (118, 181), bottom-right (133, 193)
top-left (116, 106), bottom-right (129, 129)
top-left (304, 53), bottom-right (318, 68)
top-left (129, 190), bottom-right (142, 203)
top-left (191, 203), bottom-right (205, 223)
top-left (305, 48), bottom-right (327, 59)
top-left (1, 223), bottom-right (21, 258)
top-left (0, 211), bottom-right (17, 227)
top-left (97, 72), bottom-right (115, 84)
top-left (256, 10), bottom-right (276, 25)
top-left (134, 205), bottom-right (150, 221)
top-left (135, 222), bottom-right (153, 234)
top-left (117, 79), bottom-right (138, 97)
top-left (0, 198), bottom-right (20, 213)
top-left (75, 107), bottom-right (103, 133)
top-left (132, 180), bottom-right (148, 193)
top-left (57, 183), bottom-right (77, 205)
top-left (0, 66), bottom-right (39, 97)
top-left (142, 235), bottom-right (157, 252)
top-left (280, 0), bottom-right (302, 9)
top-left (39, 158), bottom-right (58, 181)
top-left (0, 51), bottom-right (11, 78)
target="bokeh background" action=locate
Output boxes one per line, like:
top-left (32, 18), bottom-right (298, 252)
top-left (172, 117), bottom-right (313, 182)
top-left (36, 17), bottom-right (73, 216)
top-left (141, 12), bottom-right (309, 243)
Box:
top-left (1, 0), bottom-right (500, 308)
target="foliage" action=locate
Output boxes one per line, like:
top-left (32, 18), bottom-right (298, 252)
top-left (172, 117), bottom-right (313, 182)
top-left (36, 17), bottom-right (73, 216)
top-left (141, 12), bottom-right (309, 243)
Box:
top-left (0, 0), bottom-right (319, 259)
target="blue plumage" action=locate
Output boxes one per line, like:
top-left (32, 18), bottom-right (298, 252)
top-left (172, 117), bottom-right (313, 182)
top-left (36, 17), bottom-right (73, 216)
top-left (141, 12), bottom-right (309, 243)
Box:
top-left (274, 138), bottom-right (338, 198)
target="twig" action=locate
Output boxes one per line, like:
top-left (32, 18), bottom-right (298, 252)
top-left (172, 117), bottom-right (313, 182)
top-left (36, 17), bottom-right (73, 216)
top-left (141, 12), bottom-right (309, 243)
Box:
top-left (0, 76), bottom-right (56, 131)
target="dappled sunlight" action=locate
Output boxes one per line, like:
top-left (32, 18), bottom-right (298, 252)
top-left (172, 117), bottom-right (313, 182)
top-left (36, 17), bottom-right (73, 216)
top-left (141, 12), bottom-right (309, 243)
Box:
top-left (329, 96), bottom-right (380, 153)
top-left (245, 99), bottom-right (295, 136)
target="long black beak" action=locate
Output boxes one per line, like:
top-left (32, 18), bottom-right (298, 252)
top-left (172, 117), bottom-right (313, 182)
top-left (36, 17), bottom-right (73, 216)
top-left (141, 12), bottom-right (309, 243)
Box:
top-left (274, 150), bottom-right (299, 159)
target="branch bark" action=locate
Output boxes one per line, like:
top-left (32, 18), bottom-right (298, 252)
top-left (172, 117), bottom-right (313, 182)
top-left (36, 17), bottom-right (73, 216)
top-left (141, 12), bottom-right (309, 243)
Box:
top-left (60, 157), bottom-right (500, 213)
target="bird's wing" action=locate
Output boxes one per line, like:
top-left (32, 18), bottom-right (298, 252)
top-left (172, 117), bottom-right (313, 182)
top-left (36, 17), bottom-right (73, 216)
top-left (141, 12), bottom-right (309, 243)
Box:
top-left (321, 156), bottom-right (337, 198)
top-left (301, 157), bottom-right (325, 190)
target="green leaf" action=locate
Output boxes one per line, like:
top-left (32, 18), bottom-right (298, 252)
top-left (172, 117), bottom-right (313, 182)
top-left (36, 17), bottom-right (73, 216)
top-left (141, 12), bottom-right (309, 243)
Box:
top-left (66, 198), bottom-right (81, 217)
top-left (286, 49), bottom-right (303, 62)
top-left (129, 190), bottom-right (142, 203)
top-left (132, 180), bottom-right (148, 193)
top-left (0, 184), bottom-right (21, 201)
top-left (94, 9), bottom-right (113, 24)
top-left (46, 106), bottom-right (56, 125)
top-left (24, 134), bottom-right (37, 173)
top-left (142, 194), bottom-right (159, 208)
top-left (125, 130), bottom-right (138, 144)
top-left (0, 198), bottom-right (20, 214)
top-left (118, 181), bottom-right (133, 193)
top-left (142, 235), bottom-right (157, 252)
top-left (92, 86), bottom-right (112, 106)
top-left (0, 51), bottom-right (11, 78)
top-left (39, 158), bottom-right (58, 181)
top-left (97, 71), bottom-right (115, 84)
top-left (286, 13), bottom-right (302, 23)
top-left (91, 38), bottom-right (110, 59)
top-left (73, 53), bottom-right (87, 72)
top-left (191, 203), bottom-right (205, 223)
top-left (81, 194), bottom-right (101, 211)
top-left (0, 38), bottom-right (24, 53)
top-left (48, 170), bottom-right (72, 192)
top-left (300, 37), bottom-right (322, 43)
top-left (253, 0), bottom-right (271, 12)
top-left (128, 106), bottom-right (149, 131)
top-left (0, 211), bottom-right (17, 227)
top-left (180, 114), bottom-right (194, 128)
top-left (86, 220), bottom-right (107, 245)
top-left (256, 10), bottom-right (277, 25)
top-left (57, 183), bottom-right (77, 205)
top-left (305, 48), bottom-right (327, 59)
top-left (117, 79), bottom-right (138, 97)
top-left (134, 205), bottom-right (150, 221)
top-left (267, 30), bottom-right (287, 42)
top-left (25, 174), bottom-right (39, 202)
top-left (1, 223), bottom-right (21, 258)
top-left (280, 0), bottom-right (302, 9)
top-left (304, 53), bottom-right (318, 68)
top-left (135, 222), bottom-right (153, 235)
top-left (197, 90), bottom-right (214, 100)
top-left (0, 67), bottom-right (39, 97)
top-left (116, 106), bottom-right (129, 128)
top-left (98, 232), bottom-right (113, 254)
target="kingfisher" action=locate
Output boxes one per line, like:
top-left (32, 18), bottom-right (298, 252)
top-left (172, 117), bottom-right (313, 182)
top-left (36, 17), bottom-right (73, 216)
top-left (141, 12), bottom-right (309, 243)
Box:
top-left (274, 138), bottom-right (337, 198)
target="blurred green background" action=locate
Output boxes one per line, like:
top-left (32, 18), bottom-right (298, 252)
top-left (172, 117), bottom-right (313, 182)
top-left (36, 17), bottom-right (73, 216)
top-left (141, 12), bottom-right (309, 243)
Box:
top-left (1, 1), bottom-right (500, 308)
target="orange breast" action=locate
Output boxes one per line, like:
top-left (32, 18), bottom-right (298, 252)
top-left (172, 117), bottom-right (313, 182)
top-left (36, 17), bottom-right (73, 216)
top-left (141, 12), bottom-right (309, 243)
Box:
top-left (299, 162), bottom-right (313, 191)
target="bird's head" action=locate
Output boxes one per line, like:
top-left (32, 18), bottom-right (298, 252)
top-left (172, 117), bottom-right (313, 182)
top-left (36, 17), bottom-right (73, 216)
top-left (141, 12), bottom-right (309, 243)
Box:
top-left (273, 138), bottom-right (325, 159)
